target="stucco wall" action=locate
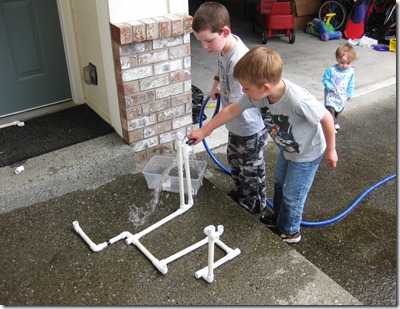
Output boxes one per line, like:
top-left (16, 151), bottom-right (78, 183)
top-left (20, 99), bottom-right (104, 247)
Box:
top-left (70, 0), bottom-right (111, 123)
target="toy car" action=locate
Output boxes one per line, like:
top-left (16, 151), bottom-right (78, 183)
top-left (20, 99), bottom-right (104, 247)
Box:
top-left (305, 13), bottom-right (342, 41)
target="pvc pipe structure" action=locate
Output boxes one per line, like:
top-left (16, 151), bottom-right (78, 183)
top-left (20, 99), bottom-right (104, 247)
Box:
top-left (194, 225), bottom-right (241, 283)
top-left (73, 133), bottom-right (241, 281)
top-left (176, 131), bottom-right (194, 209)
top-left (0, 120), bottom-right (25, 129)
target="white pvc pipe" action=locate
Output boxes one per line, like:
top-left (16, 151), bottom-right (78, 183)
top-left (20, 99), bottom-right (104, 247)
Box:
top-left (176, 132), bottom-right (194, 210)
top-left (206, 229), bottom-right (216, 282)
top-left (195, 248), bottom-right (241, 281)
top-left (177, 141), bottom-right (185, 208)
top-left (109, 231), bottom-right (132, 245)
top-left (133, 238), bottom-right (168, 274)
top-left (162, 237), bottom-right (209, 265)
top-left (182, 142), bottom-right (194, 205)
top-left (0, 120), bottom-right (25, 129)
top-left (73, 221), bottom-right (108, 252)
top-left (134, 208), bottom-right (184, 239)
top-left (73, 133), bottom-right (224, 278)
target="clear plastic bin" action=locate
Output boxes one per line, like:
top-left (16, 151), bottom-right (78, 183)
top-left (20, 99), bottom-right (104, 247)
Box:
top-left (142, 155), bottom-right (207, 195)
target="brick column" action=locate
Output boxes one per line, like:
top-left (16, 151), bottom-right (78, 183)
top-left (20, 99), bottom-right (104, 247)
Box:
top-left (110, 13), bottom-right (193, 161)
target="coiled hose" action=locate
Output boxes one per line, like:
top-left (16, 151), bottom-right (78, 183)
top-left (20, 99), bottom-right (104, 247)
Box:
top-left (199, 95), bottom-right (396, 227)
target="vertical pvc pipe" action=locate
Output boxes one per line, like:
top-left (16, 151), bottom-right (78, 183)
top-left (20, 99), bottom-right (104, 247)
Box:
top-left (183, 145), bottom-right (194, 206)
top-left (206, 230), bottom-right (215, 283)
top-left (176, 133), bottom-right (186, 208)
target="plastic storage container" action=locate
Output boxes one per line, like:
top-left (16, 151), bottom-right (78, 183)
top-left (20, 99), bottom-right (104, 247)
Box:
top-left (142, 155), bottom-right (207, 195)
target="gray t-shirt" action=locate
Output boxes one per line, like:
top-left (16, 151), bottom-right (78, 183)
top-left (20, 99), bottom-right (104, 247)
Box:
top-left (217, 35), bottom-right (264, 136)
top-left (237, 79), bottom-right (326, 162)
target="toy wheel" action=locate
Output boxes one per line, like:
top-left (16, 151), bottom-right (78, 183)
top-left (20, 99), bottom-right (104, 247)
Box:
top-left (321, 32), bottom-right (330, 41)
top-left (261, 30), bottom-right (268, 44)
top-left (305, 26), bottom-right (311, 35)
top-left (289, 29), bottom-right (295, 44)
top-left (318, 0), bottom-right (347, 30)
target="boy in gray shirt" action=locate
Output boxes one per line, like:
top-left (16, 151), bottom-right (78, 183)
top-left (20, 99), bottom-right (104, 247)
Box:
top-left (192, 2), bottom-right (267, 213)
top-left (188, 47), bottom-right (337, 243)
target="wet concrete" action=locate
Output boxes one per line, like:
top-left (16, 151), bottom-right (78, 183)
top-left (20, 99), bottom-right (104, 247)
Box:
top-left (0, 172), bottom-right (360, 305)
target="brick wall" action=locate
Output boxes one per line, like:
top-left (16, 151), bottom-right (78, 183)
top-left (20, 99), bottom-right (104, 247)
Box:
top-left (110, 13), bottom-right (193, 161)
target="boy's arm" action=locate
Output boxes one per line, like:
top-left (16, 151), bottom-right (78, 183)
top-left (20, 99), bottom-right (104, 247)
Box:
top-left (188, 102), bottom-right (244, 145)
top-left (320, 110), bottom-right (338, 168)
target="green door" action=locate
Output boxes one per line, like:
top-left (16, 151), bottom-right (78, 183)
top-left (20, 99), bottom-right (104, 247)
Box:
top-left (0, 0), bottom-right (71, 117)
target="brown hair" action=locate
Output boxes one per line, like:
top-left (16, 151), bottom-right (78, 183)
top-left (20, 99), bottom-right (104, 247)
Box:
top-left (192, 2), bottom-right (231, 33)
top-left (336, 43), bottom-right (357, 62)
top-left (233, 46), bottom-right (283, 86)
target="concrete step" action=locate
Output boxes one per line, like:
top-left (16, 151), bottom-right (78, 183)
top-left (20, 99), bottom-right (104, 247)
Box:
top-left (0, 133), bottom-right (135, 214)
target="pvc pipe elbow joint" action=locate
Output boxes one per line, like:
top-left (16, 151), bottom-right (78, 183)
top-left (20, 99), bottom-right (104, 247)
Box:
top-left (155, 260), bottom-right (168, 274)
top-left (179, 201), bottom-right (193, 212)
top-left (227, 248), bottom-right (241, 259)
top-left (72, 221), bottom-right (108, 252)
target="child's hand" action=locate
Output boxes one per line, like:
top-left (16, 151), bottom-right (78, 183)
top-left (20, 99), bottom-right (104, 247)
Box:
top-left (331, 88), bottom-right (336, 93)
top-left (210, 87), bottom-right (220, 100)
top-left (325, 149), bottom-right (338, 169)
top-left (187, 128), bottom-right (208, 145)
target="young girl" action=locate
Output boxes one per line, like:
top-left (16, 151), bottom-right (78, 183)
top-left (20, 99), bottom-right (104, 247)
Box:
top-left (322, 44), bottom-right (356, 133)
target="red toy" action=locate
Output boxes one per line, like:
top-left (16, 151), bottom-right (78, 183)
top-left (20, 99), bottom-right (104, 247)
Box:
top-left (254, 0), bottom-right (295, 44)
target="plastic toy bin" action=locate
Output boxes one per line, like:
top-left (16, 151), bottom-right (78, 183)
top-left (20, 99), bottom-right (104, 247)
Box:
top-left (389, 38), bottom-right (396, 52)
top-left (142, 155), bottom-right (207, 195)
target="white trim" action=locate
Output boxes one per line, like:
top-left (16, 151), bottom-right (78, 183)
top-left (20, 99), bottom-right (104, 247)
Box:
top-left (168, 0), bottom-right (189, 14)
top-left (56, 0), bottom-right (85, 104)
top-left (97, 0), bottom-right (122, 136)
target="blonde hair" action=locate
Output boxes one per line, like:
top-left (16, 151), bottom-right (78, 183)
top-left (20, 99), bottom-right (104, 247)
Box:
top-left (336, 43), bottom-right (357, 62)
top-left (233, 46), bottom-right (282, 86)
top-left (192, 2), bottom-right (231, 33)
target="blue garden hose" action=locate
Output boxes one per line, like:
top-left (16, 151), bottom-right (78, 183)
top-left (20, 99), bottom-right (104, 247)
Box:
top-left (198, 95), bottom-right (397, 227)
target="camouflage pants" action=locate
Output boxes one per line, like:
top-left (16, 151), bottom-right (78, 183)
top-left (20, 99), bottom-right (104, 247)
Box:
top-left (227, 127), bottom-right (268, 212)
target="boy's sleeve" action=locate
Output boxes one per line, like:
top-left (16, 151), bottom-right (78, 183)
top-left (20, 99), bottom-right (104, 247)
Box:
top-left (236, 94), bottom-right (255, 110)
top-left (322, 67), bottom-right (334, 92)
top-left (347, 71), bottom-right (355, 98)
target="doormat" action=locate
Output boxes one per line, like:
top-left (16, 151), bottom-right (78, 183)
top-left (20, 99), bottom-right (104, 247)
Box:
top-left (0, 104), bottom-right (115, 167)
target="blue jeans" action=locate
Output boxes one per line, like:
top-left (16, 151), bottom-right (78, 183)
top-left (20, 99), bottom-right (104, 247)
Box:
top-left (273, 151), bottom-right (322, 235)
